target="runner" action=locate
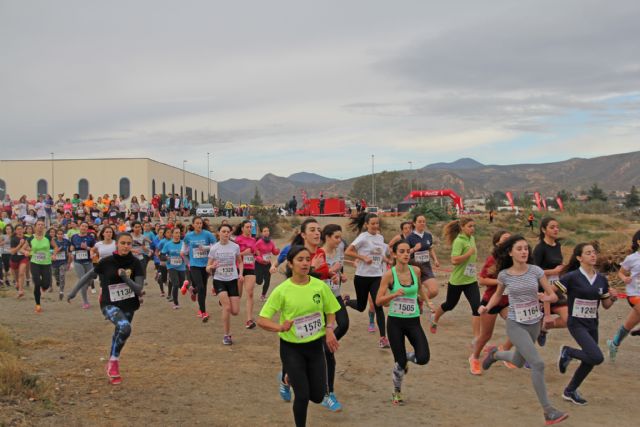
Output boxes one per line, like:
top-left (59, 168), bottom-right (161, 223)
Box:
top-left (533, 217), bottom-right (568, 346)
top-left (206, 224), bottom-right (243, 344)
top-left (92, 226), bottom-right (117, 261)
top-left (387, 221), bottom-right (414, 249)
top-left (25, 219), bottom-right (54, 313)
top-left (70, 222), bottom-right (97, 308)
top-left (432, 218), bottom-right (480, 341)
top-left (257, 245), bottom-right (340, 427)
top-left (130, 221), bottom-right (152, 288)
top-left (67, 232), bottom-right (144, 385)
top-left (607, 229), bottom-right (640, 361)
top-left (182, 216), bottom-right (217, 322)
top-left (234, 220), bottom-right (259, 329)
top-left (9, 224), bottom-right (29, 298)
top-left (1, 224), bottom-right (14, 288)
top-left (255, 226), bottom-right (279, 301)
top-left (376, 240), bottom-right (429, 405)
top-left (480, 235), bottom-right (568, 425)
top-left (161, 227), bottom-right (186, 309)
top-left (557, 243), bottom-right (616, 405)
top-left (51, 227), bottom-right (72, 300)
top-left (406, 214), bottom-right (440, 299)
top-left (344, 212), bottom-right (390, 348)
top-left (154, 227), bottom-right (171, 300)
top-left (469, 230), bottom-right (514, 375)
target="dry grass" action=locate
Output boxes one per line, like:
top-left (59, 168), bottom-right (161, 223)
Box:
top-left (0, 326), bottom-right (47, 399)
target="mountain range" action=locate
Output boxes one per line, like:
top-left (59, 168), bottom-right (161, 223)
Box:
top-left (218, 151), bottom-right (640, 204)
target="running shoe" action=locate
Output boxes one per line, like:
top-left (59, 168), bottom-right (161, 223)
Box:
top-left (196, 310), bottom-right (203, 318)
top-left (497, 345), bottom-right (516, 369)
top-left (246, 320), bottom-right (257, 329)
top-left (406, 351), bottom-right (417, 364)
top-left (537, 330), bottom-right (548, 347)
top-left (469, 356), bottom-right (482, 376)
top-left (260, 294), bottom-right (266, 302)
top-left (35, 304), bottom-right (42, 313)
top-left (82, 303), bottom-right (90, 309)
top-left (59, 292), bottom-right (64, 301)
top-left (172, 304), bottom-right (180, 310)
top-left (482, 346), bottom-right (498, 371)
top-left (321, 393), bottom-right (343, 412)
top-left (557, 346), bottom-right (571, 374)
top-left (631, 329), bottom-right (640, 336)
top-left (429, 321), bottom-right (438, 334)
top-left (278, 371), bottom-right (291, 402)
top-left (391, 391), bottom-right (404, 406)
top-left (544, 407), bottom-right (568, 425)
top-left (201, 312), bottom-right (210, 323)
top-left (91, 288), bottom-right (97, 294)
top-left (367, 323), bottom-right (376, 333)
top-left (107, 359), bottom-right (120, 379)
top-left (190, 287), bottom-right (197, 302)
top-left (160, 292), bottom-right (165, 297)
top-left (180, 282), bottom-right (188, 295)
top-left (17, 291), bottom-right (24, 299)
top-left (379, 337), bottom-right (390, 349)
top-left (524, 361), bottom-right (531, 370)
top-left (606, 339), bottom-right (618, 362)
top-left (562, 389), bottom-right (587, 406)
top-left (222, 335), bottom-right (233, 346)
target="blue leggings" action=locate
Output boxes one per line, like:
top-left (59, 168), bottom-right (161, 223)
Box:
top-left (565, 325), bottom-right (603, 392)
top-left (101, 305), bottom-right (135, 358)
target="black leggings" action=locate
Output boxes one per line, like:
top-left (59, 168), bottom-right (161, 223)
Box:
top-left (440, 282), bottom-right (481, 316)
top-left (2, 254), bottom-right (10, 275)
top-left (158, 265), bottom-right (168, 294)
top-left (30, 263), bottom-right (52, 305)
top-left (280, 338), bottom-right (326, 427)
top-left (168, 269), bottom-right (185, 305)
top-left (387, 316), bottom-right (430, 369)
top-left (565, 324), bottom-right (604, 392)
top-left (255, 263), bottom-right (272, 296)
top-left (190, 266), bottom-right (209, 313)
top-left (324, 296), bottom-right (349, 393)
top-left (346, 275), bottom-right (386, 337)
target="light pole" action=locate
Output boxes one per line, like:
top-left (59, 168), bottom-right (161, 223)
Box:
top-left (371, 154), bottom-right (376, 206)
top-left (207, 152), bottom-right (210, 202)
top-left (408, 161), bottom-right (413, 193)
top-left (50, 152), bottom-right (54, 195)
top-left (209, 170), bottom-right (214, 203)
top-left (182, 160), bottom-right (187, 198)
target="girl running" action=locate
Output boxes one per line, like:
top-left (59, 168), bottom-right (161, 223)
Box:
top-left (406, 214), bottom-right (440, 299)
top-left (156, 227), bottom-right (171, 300)
top-left (9, 224), bottom-right (29, 298)
top-left (70, 222), bottom-right (97, 308)
top-left (469, 230), bottom-right (514, 375)
top-left (183, 216), bottom-right (217, 322)
top-left (52, 227), bottom-right (71, 300)
top-left (255, 226), bottom-right (280, 301)
top-left (161, 227), bottom-right (186, 309)
top-left (388, 221), bottom-right (414, 249)
top-left (25, 219), bottom-right (54, 313)
top-left (130, 221), bottom-right (152, 287)
top-left (432, 218), bottom-right (481, 340)
top-left (607, 229), bottom-right (640, 361)
top-left (67, 233), bottom-right (145, 385)
top-left (376, 240), bottom-right (429, 406)
top-left (533, 217), bottom-right (568, 346)
top-left (480, 235), bottom-right (568, 425)
top-left (1, 225), bottom-right (14, 287)
top-left (557, 243), bottom-right (616, 405)
top-left (206, 224), bottom-right (243, 345)
top-left (234, 220), bottom-right (259, 329)
top-left (344, 213), bottom-right (390, 348)
top-left (258, 245), bottom-right (340, 427)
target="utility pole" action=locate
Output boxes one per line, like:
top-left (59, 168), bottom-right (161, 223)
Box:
top-left (50, 152), bottom-right (55, 195)
top-left (408, 161), bottom-right (413, 193)
top-left (371, 154), bottom-right (376, 206)
top-left (207, 152), bottom-right (210, 202)
top-left (182, 160), bottom-right (187, 198)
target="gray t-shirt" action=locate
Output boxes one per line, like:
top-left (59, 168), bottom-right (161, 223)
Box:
top-left (498, 265), bottom-right (545, 324)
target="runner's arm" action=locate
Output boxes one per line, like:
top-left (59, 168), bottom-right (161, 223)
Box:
top-left (67, 269), bottom-right (98, 301)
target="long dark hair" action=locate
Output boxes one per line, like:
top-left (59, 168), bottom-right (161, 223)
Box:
top-left (563, 242), bottom-right (593, 274)
top-left (292, 218), bottom-right (319, 246)
top-left (538, 217), bottom-right (558, 242)
top-left (632, 230), bottom-right (640, 252)
top-left (495, 234), bottom-right (532, 272)
top-left (233, 220), bottom-right (251, 236)
top-left (349, 212), bottom-right (377, 233)
top-left (491, 230), bottom-right (510, 258)
top-left (443, 217), bottom-right (474, 245)
top-left (321, 224), bottom-right (341, 243)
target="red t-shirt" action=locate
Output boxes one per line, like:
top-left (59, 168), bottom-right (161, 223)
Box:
top-left (480, 255), bottom-right (509, 306)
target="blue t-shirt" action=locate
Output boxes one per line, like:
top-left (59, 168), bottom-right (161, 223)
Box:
top-left (70, 234), bottom-right (96, 264)
top-left (278, 244), bottom-right (291, 265)
top-left (52, 238), bottom-right (71, 266)
top-left (183, 230), bottom-right (217, 268)
top-left (250, 219), bottom-right (258, 236)
top-left (161, 240), bottom-right (186, 271)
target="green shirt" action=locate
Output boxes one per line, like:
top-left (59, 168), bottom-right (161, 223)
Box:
top-left (29, 236), bottom-right (52, 265)
top-left (260, 276), bottom-right (341, 344)
top-left (449, 233), bottom-right (477, 285)
top-left (66, 229), bottom-right (80, 239)
top-left (388, 266), bottom-right (420, 318)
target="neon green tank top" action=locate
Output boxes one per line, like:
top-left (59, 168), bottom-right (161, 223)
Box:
top-left (30, 236), bottom-right (52, 265)
top-left (388, 266), bottom-right (420, 318)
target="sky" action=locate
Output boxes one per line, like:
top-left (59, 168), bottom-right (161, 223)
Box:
top-left (1, 0), bottom-right (640, 181)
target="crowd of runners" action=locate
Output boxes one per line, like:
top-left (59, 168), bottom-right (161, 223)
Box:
top-left (1, 192), bottom-right (640, 427)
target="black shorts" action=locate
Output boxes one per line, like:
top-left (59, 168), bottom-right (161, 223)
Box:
top-left (213, 279), bottom-right (239, 297)
top-left (481, 297), bottom-right (509, 315)
top-left (243, 269), bottom-right (255, 277)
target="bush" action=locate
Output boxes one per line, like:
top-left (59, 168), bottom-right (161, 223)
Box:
top-left (251, 207), bottom-right (283, 238)
top-left (409, 201), bottom-right (457, 222)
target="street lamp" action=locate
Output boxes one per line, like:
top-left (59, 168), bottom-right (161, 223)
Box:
top-left (371, 154), bottom-right (376, 206)
top-left (50, 152), bottom-right (55, 195)
top-left (408, 161), bottom-right (413, 193)
top-left (182, 160), bottom-right (187, 198)
top-left (207, 152), bottom-right (210, 202)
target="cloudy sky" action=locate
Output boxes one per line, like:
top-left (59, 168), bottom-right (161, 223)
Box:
top-left (2, 0), bottom-right (639, 181)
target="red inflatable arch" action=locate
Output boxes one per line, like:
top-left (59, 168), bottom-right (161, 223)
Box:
top-left (405, 189), bottom-right (464, 211)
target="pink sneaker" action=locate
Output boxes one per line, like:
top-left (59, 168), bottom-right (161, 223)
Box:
top-left (196, 310), bottom-right (203, 318)
top-left (107, 359), bottom-right (121, 384)
top-left (82, 303), bottom-right (90, 309)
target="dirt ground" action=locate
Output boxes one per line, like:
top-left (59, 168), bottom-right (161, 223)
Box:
top-left (1, 217), bottom-right (639, 426)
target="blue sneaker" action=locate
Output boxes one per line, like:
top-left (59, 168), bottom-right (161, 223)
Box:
top-left (537, 330), bottom-right (548, 347)
top-left (606, 339), bottom-right (618, 362)
top-left (557, 346), bottom-right (571, 374)
top-left (278, 372), bottom-right (291, 402)
top-left (563, 389), bottom-right (587, 406)
top-left (321, 392), bottom-right (343, 412)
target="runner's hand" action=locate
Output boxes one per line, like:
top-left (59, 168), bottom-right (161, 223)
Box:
top-left (280, 320), bottom-right (293, 332)
top-left (325, 330), bottom-right (339, 353)
top-left (362, 256), bottom-right (373, 265)
top-left (478, 305), bottom-right (488, 315)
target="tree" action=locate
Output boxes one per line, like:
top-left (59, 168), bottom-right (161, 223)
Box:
top-left (587, 183), bottom-right (607, 201)
top-left (556, 189), bottom-right (574, 203)
top-left (250, 186), bottom-right (263, 206)
top-left (625, 185), bottom-right (639, 208)
top-left (485, 194), bottom-right (499, 211)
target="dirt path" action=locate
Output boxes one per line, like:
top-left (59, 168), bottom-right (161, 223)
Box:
top-left (1, 232), bottom-right (639, 426)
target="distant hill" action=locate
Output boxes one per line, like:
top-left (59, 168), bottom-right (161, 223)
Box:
top-left (424, 158), bottom-right (485, 170)
top-left (218, 151), bottom-right (640, 204)
top-left (288, 172), bottom-right (335, 184)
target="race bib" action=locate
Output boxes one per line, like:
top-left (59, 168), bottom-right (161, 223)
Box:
top-left (32, 252), bottom-right (47, 262)
top-left (91, 212), bottom-right (98, 218)
top-left (76, 209), bottom-right (84, 215)
top-left (170, 256), bottom-right (182, 266)
top-left (414, 250), bottom-right (430, 263)
top-left (514, 300), bottom-right (542, 323)
top-left (371, 254), bottom-right (382, 266)
top-left (572, 298), bottom-right (597, 319)
top-left (548, 274), bottom-right (560, 282)
top-left (218, 264), bottom-right (235, 280)
top-left (193, 247), bottom-right (209, 259)
top-left (293, 312), bottom-right (323, 339)
top-left (243, 254), bottom-right (254, 265)
top-left (262, 254), bottom-right (271, 263)
top-left (54, 251), bottom-right (66, 261)
top-left (75, 250), bottom-right (88, 260)
top-left (464, 263), bottom-right (477, 277)
top-left (108, 283), bottom-right (135, 302)
top-left (391, 297), bottom-right (417, 316)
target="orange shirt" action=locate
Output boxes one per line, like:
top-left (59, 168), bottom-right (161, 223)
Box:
top-left (84, 199), bottom-right (95, 209)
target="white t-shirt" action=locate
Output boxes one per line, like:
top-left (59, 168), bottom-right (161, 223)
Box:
top-left (621, 252), bottom-right (640, 296)
top-left (352, 231), bottom-right (386, 277)
top-left (95, 241), bottom-right (117, 260)
top-left (208, 241), bottom-right (240, 281)
top-left (35, 202), bottom-right (46, 218)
